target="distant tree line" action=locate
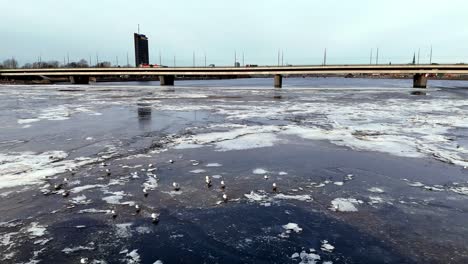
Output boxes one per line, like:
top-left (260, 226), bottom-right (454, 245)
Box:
top-left (0, 58), bottom-right (114, 69)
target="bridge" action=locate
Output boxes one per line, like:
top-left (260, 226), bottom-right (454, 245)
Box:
top-left (2, 64), bottom-right (468, 88)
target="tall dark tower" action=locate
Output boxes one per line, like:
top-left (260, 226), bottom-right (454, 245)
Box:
top-left (134, 33), bottom-right (149, 66)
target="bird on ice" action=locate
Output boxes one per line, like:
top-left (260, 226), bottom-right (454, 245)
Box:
top-left (205, 176), bottom-right (212, 187)
top-left (220, 180), bottom-right (226, 190)
top-left (173, 182), bottom-right (180, 191)
top-left (54, 183), bottom-right (63, 191)
top-left (111, 210), bottom-right (117, 219)
top-left (151, 213), bottom-right (160, 224)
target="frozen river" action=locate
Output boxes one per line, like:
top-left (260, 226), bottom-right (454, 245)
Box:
top-left (1, 77), bottom-right (468, 263)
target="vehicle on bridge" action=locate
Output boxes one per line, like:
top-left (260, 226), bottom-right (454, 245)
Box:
top-left (140, 64), bottom-right (167, 68)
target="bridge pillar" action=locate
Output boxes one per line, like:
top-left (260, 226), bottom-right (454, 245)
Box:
top-left (274, 74), bottom-right (282, 88)
top-left (69, 75), bottom-right (90, 85)
top-left (159, 75), bottom-right (175, 86)
top-left (413, 73), bottom-right (428, 88)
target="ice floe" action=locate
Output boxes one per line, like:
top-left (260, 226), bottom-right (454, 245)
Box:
top-left (320, 240), bottom-right (335, 252)
top-left (71, 184), bottom-right (105, 193)
top-left (122, 249), bottom-right (141, 264)
top-left (205, 163), bottom-right (222, 167)
top-left (174, 125), bottom-right (282, 151)
top-left (62, 243), bottom-right (95, 254)
top-left (102, 191), bottom-right (132, 205)
top-left (368, 196), bottom-right (385, 205)
top-left (330, 198), bottom-right (363, 212)
top-left (253, 168), bottom-right (268, 175)
top-left (0, 151), bottom-right (96, 189)
top-left (78, 209), bottom-right (111, 214)
top-left (282, 223), bottom-right (303, 233)
top-left (115, 223), bottom-right (133, 238)
top-left (26, 222), bottom-right (47, 237)
top-left (244, 191), bottom-right (269, 202)
top-left (189, 169), bottom-right (206, 174)
top-left (70, 195), bottom-right (92, 205)
top-left (17, 118), bottom-right (40, 124)
top-left (450, 186), bottom-right (468, 195)
top-left (274, 194), bottom-right (312, 201)
top-left (143, 176), bottom-right (159, 190)
top-left (169, 93), bottom-right (468, 167)
top-left (368, 187), bottom-right (385, 193)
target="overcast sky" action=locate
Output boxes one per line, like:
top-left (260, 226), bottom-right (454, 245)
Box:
top-left (1, 0), bottom-right (468, 66)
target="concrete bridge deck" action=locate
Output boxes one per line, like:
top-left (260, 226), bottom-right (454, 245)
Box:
top-left (2, 64), bottom-right (468, 88)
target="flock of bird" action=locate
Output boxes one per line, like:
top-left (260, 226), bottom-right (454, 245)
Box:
top-left (51, 158), bottom-right (282, 264)
top-left (48, 159), bottom-right (280, 230)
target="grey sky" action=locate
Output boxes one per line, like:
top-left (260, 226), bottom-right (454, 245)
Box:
top-left (1, 0), bottom-right (468, 66)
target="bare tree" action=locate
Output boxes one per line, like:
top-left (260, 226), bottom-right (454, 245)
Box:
top-left (32, 61), bottom-right (60, 68)
top-left (96, 61), bottom-right (111, 68)
top-left (3, 58), bottom-right (18, 69)
top-left (76, 59), bottom-right (89, 68)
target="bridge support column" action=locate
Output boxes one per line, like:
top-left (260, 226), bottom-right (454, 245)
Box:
top-left (413, 73), bottom-right (428, 88)
top-left (274, 74), bottom-right (282, 88)
top-left (159, 75), bottom-right (175, 86)
top-left (69, 75), bottom-right (90, 84)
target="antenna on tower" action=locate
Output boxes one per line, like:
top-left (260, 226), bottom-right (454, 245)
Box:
top-left (138, 24), bottom-right (140, 34)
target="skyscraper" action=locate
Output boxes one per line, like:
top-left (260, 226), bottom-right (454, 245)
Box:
top-left (134, 33), bottom-right (149, 66)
